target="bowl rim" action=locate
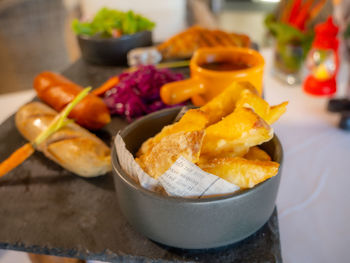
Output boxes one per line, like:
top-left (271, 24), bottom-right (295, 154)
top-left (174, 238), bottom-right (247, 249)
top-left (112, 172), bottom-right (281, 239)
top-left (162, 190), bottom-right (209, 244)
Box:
top-left (191, 47), bottom-right (265, 77)
top-left (77, 30), bottom-right (152, 42)
top-left (112, 107), bottom-right (283, 204)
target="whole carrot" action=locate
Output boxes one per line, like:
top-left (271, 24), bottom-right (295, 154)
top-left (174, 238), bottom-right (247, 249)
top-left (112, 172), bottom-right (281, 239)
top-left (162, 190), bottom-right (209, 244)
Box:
top-left (308, 0), bottom-right (327, 24)
top-left (281, 0), bottom-right (294, 23)
top-left (292, 0), bottom-right (314, 30)
top-left (288, 0), bottom-right (302, 24)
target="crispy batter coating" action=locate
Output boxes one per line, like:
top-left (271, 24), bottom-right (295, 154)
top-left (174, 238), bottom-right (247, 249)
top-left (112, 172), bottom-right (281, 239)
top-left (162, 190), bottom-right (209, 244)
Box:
top-left (200, 107), bottom-right (273, 159)
top-left (200, 82), bottom-right (258, 125)
top-left (137, 109), bottom-right (209, 156)
top-left (136, 130), bottom-right (205, 179)
top-left (235, 89), bottom-right (288, 125)
top-left (199, 157), bottom-right (279, 189)
top-left (244, 146), bottom-right (271, 161)
top-left (136, 79), bottom-right (287, 187)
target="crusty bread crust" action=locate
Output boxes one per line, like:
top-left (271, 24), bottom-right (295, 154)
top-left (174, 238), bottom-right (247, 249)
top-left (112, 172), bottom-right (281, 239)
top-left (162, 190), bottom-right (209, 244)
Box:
top-left (157, 26), bottom-right (251, 60)
top-left (15, 102), bottom-right (111, 177)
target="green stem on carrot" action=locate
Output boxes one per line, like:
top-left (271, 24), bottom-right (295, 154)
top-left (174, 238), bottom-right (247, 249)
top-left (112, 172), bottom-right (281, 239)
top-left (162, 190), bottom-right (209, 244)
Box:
top-left (33, 87), bottom-right (91, 147)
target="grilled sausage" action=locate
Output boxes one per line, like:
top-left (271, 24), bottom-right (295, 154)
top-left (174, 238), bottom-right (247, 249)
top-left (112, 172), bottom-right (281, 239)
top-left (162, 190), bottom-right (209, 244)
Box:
top-left (15, 102), bottom-right (111, 177)
top-left (34, 72), bottom-right (111, 130)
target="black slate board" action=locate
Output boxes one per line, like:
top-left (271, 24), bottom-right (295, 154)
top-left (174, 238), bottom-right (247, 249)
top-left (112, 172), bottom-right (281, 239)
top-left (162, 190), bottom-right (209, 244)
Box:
top-left (0, 59), bottom-right (282, 262)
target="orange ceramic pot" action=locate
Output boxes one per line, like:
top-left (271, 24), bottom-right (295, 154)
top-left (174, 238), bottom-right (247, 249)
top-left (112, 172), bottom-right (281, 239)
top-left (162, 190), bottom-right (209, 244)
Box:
top-left (160, 47), bottom-right (265, 106)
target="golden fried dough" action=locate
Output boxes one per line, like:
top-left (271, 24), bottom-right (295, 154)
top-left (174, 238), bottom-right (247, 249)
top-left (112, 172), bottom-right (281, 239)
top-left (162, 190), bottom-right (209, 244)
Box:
top-left (244, 146), bottom-right (271, 161)
top-left (136, 130), bottom-right (205, 179)
top-left (198, 146), bottom-right (271, 164)
top-left (199, 157), bottom-right (279, 188)
top-left (200, 107), bottom-right (273, 159)
top-left (267, 102), bottom-right (289, 124)
top-left (235, 89), bottom-right (288, 124)
top-left (200, 82), bottom-right (258, 125)
top-left (135, 80), bottom-right (287, 187)
top-left (137, 109), bottom-right (209, 156)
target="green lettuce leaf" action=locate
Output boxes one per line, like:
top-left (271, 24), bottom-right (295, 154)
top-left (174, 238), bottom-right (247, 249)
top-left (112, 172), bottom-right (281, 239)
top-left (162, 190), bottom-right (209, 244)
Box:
top-left (72, 7), bottom-right (155, 37)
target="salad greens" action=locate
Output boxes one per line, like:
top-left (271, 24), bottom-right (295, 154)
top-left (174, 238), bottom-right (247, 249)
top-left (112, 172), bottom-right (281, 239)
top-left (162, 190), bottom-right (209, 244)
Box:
top-left (72, 8), bottom-right (155, 38)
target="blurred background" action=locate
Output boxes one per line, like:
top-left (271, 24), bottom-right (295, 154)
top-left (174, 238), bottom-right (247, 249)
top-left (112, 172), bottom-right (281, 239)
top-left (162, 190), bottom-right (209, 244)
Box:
top-left (0, 0), bottom-right (281, 94)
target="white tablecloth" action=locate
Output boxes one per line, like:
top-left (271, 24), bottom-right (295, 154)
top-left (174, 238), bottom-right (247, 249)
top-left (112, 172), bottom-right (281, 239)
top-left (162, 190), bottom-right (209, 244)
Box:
top-left (263, 49), bottom-right (350, 263)
top-left (0, 49), bottom-right (349, 263)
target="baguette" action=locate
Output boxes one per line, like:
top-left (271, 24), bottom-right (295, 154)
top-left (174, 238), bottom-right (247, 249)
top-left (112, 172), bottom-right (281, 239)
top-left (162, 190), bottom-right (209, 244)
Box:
top-left (34, 72), bottom-right (111, 130)
top-left (15, 102), bottom-right (111, 177)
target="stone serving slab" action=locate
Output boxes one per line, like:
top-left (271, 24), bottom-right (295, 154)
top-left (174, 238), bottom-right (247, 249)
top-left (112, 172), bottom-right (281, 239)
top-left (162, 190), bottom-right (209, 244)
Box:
top-left (0, 59), bottom-right (282, 262)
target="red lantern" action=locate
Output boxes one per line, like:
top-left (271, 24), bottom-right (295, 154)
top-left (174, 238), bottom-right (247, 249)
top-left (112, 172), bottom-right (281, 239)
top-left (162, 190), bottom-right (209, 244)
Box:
top-left (303, 17), bottom-right (339, 96)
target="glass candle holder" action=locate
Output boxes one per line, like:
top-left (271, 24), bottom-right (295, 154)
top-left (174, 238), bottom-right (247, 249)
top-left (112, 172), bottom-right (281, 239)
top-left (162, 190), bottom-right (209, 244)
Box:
top-left (272, 40), bottom-right (304, 85)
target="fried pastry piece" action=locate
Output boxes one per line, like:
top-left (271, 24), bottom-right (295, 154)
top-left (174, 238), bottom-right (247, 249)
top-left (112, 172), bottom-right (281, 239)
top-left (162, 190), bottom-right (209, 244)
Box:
top-left (137, 109), bottom-right (209, 156)
top-left (200, 107), bottom-right (273, 159)
top-left (235, 89), bottom-right (288, 125)
top-left (268, 102), bottom-right (289, 124)
top-left (138, 82), bottom-right (274, 157)
top-left (244, 146), bottom-right (271, 161)
top-left (157, 26), bottom-right (251, 60)
top-left (199, 157), bottom-right (279, 189)
top-left (200, 82), bottom-right (258, 125)
top-left (136, 130), bottom-right (205, 179)
top-left (198, 145), bottom-right (272, 164)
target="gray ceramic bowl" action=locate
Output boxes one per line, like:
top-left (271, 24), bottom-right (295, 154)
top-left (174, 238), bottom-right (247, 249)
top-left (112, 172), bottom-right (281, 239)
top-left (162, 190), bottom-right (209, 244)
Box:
top-left (111, 107), bottom-right (283, 249)
top-left (77, 30), bottom-right (152, 65)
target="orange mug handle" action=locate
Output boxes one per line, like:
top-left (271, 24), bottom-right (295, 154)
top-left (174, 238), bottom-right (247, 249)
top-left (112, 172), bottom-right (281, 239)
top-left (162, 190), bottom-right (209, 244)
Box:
top-left (160, 77), bottom-right (204, 105)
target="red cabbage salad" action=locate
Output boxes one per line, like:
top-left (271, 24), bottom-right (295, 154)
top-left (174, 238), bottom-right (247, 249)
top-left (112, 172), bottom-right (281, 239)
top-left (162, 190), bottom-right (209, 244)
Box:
top-left (104, 65), bottom-right (184, 122)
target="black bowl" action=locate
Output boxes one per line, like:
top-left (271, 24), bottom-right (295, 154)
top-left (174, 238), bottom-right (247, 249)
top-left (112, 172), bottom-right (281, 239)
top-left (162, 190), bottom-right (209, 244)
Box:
top-left (111, 107), bottom-right (283, 249)
top-left (77, 30), bottom-right (152, 66)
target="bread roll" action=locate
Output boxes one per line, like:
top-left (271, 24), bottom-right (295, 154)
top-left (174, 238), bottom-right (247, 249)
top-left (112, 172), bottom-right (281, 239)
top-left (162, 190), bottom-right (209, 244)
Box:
top-left (15, 102), bottom-right (111, 177)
